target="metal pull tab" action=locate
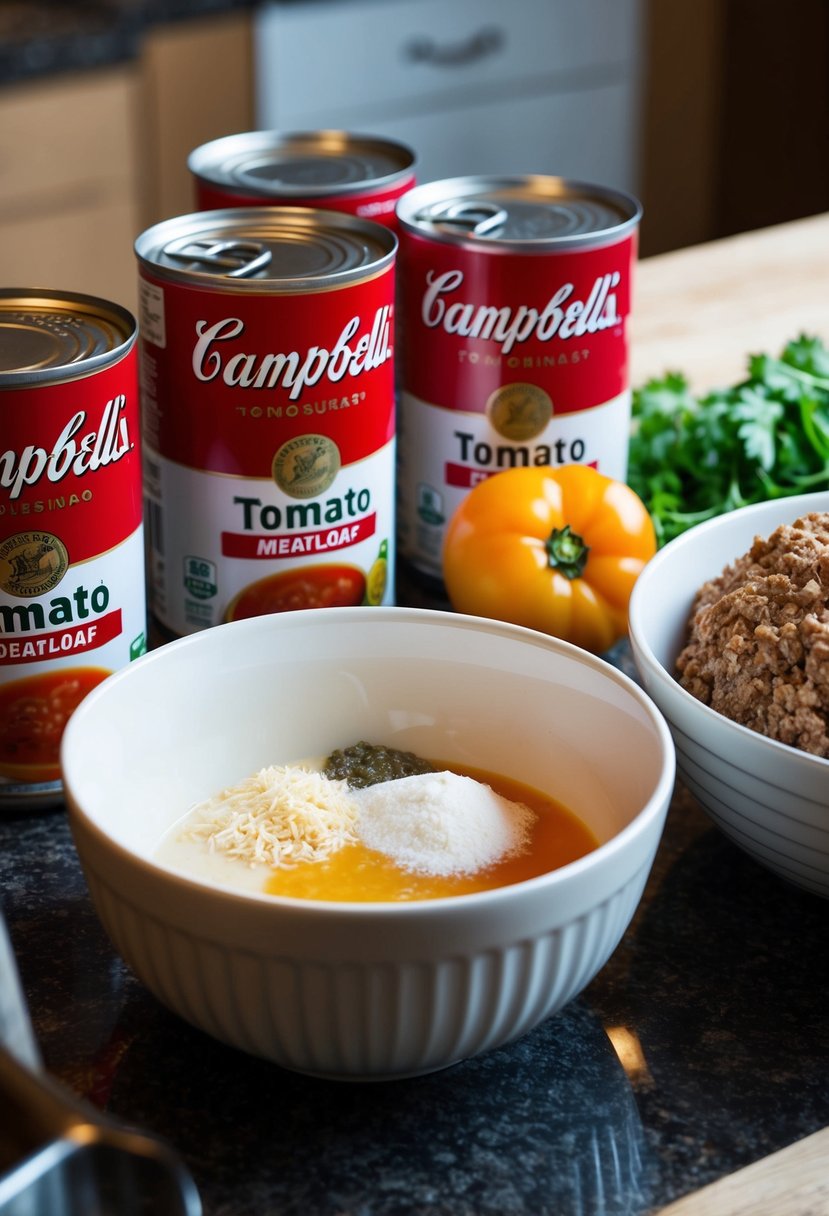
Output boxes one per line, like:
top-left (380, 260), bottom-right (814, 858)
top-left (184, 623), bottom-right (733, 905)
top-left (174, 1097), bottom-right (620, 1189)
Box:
top-left (163, 237), bottom-right (272, 278)
top-left (418, 200), bottom-right (508, 238)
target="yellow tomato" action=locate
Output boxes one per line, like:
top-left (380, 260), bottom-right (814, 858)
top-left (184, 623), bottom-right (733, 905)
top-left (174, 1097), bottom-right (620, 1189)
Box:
top-left (442, 465), bottom-right (657, 653)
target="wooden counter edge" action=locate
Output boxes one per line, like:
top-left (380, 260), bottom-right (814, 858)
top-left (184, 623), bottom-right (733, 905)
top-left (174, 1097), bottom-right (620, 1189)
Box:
top-left (653, 1126), bottom-right (829, 1216)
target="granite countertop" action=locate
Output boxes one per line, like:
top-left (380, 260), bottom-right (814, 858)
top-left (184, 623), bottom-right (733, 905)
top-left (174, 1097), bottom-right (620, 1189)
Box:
top-left (0, 0), bottom-right (260, 86)
top-left (1, 633), bottom-right (827, 1216)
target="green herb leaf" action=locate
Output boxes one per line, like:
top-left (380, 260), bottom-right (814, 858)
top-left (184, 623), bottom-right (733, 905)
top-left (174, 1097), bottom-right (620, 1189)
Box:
top-left (629, 334), bottom-right (829, 545)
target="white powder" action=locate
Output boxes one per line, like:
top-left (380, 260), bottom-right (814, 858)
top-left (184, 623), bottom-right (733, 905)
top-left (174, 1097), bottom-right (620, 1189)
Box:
top-left (353, 770), bottom-right (535, 876)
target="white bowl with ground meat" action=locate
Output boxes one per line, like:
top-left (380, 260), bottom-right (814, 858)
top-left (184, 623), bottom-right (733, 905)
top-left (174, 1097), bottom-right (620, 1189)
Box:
top-left (61, 607), bottom-right (674, 1080)
top-left (629, 491), bottom-right (829, 899)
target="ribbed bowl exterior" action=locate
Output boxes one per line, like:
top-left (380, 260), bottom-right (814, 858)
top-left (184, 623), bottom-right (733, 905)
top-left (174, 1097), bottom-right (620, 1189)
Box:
top-left (629, 491), bottom-right (829, 901)
top-left (78, 842), bottom-right (656, 1079)
top-left (637, 696), bottom-right (829, 899)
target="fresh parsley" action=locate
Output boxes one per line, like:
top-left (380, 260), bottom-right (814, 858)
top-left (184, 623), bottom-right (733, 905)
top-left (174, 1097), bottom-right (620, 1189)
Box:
top-left (628, 334), bottom-right (829, 545)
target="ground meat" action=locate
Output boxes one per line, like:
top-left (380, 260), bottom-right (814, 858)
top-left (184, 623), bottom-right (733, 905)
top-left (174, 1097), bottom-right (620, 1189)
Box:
top-left (676, 512), bottom-right (829, 757)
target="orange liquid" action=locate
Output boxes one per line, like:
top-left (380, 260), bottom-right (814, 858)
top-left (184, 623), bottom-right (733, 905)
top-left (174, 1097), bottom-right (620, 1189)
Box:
top-left (263, 764), bottom-right (598, 903)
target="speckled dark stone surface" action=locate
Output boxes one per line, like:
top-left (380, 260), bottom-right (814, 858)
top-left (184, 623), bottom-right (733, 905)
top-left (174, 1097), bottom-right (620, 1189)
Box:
top-left (1, 628), bottom-right (827, 1216)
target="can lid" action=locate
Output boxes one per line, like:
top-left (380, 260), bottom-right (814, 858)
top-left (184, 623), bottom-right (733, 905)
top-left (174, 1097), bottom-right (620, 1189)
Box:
top-left (397, 176), bottom-right (642, 250)
top-left (135, 207), bottom-right (397, 290)
top-left (188, 130), bottom-right (416, 199)
top-left (0, 291), bottom-right (137, 387)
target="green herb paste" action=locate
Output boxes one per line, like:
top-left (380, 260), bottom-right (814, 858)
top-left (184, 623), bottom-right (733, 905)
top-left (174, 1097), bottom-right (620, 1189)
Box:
top-left (323, 741), bottom-right (436, 788)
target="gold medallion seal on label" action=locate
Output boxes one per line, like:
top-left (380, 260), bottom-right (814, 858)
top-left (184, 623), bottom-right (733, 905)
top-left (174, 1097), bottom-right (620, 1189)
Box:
top-left (0, 531), bottom-right (70, 598)
top-left (485, 382), bottom-right (554, 442)
top-left (272, 433), bottom-right (342, 499)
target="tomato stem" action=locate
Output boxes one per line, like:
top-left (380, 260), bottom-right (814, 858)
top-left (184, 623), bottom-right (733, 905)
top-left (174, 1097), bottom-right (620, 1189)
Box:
top-left (546, 525), bottom-right (589, 579)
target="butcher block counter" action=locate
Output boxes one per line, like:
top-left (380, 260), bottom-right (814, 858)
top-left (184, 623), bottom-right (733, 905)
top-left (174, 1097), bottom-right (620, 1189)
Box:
top-left (630, 210), bottom-right (829, 391)
top-left (1, 215), bottom-right (829, 1216)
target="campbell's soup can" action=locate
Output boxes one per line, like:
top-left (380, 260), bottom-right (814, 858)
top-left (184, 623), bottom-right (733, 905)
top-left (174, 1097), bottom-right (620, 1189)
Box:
top-left (0, 290), bottom-right (146, 809)
top-left (396, 175), bottom-right (642, 583)
top-left (189, 130), bottom-right (416, 229)
top-left (135, 207), bottom-right (397, 638)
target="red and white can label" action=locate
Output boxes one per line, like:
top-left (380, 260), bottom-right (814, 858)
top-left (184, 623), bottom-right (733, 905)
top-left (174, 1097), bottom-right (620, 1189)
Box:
top-left (195, 176), bottom-right (415, 228)
top-left (0, 351), bottom-right (146, 787)
top-left (397, 231), bottom-right (638, 579)
top-left (139, 268), bottom-right (396, 635)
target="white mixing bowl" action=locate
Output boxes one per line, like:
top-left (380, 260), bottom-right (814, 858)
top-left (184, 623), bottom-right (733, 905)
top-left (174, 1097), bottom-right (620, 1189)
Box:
top-left (62, 607), bottom-right (675, 1079)
top-left (629, 492), bottom-right (829, 899)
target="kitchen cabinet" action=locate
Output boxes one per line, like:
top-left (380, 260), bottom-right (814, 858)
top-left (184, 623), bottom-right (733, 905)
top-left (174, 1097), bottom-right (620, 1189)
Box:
top-left (254, 0), bottom-right (644, 195)
top-left (2, 0), bottom-right (822, 301)
top-left (0, 67), bottom-right (142, 311)
top-left (138, 11), bottom-right (254, 226)
top-left (0, 11), bottom-right (254, 314)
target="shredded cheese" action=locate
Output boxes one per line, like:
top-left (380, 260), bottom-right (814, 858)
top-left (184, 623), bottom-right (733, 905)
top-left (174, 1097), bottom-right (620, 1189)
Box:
top-left (181, 765), bottom-right (359, 869)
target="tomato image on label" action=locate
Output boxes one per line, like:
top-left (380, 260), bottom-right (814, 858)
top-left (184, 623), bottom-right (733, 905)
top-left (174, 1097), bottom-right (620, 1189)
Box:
top-left (0, 666), bottom-right (111, 780)
top-left (225, 565), bottom-right (367, 619)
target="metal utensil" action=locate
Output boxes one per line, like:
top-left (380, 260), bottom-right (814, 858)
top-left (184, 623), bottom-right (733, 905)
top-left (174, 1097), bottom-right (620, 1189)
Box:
top-left (0, 911), bottom-right (202, 1216)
